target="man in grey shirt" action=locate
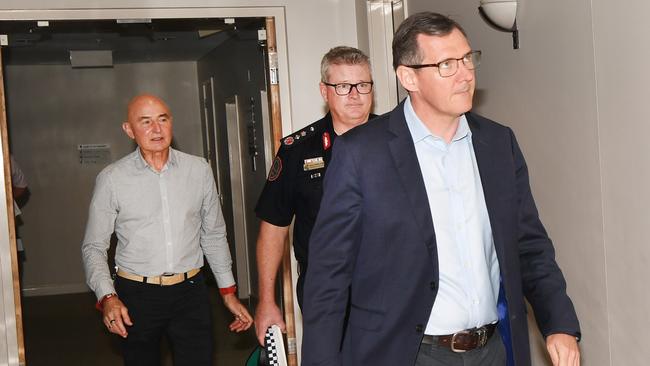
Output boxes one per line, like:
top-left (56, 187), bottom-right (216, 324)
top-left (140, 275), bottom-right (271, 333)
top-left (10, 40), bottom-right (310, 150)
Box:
top-left (82, 94), bottom-right (252, 365)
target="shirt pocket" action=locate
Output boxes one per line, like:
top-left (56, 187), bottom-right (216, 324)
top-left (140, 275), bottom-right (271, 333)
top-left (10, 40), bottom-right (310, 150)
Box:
top-left (297, 167), bottom-right (325, 217)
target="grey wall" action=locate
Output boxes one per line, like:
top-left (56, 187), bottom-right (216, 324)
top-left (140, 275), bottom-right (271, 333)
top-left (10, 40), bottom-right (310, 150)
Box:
top-left (592, 1), bottom-right (650, 365)
top-left (407, 0), bottom-right (608, 365)
top-left (6, 61), bottom-right (202, 295)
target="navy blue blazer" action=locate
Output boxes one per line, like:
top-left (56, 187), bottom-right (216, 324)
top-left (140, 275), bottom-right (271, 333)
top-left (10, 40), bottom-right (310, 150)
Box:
top-left (301, 102), bottom-right (580, 366)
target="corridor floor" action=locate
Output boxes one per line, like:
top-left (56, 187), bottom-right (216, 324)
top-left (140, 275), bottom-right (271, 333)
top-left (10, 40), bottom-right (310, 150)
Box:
top-left (21, 290), bottom-right (258, 365)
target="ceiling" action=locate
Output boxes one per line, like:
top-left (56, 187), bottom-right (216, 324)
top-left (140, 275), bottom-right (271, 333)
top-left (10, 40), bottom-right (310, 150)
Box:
top-left (0, 18), bottom-right (265, 65)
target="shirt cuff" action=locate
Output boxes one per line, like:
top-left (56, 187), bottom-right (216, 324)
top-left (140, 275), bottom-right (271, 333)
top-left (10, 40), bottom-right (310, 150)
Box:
top-left (95, 282), bottom-right (116, 301)
top-left (213, 271), bottom-right (235, 289)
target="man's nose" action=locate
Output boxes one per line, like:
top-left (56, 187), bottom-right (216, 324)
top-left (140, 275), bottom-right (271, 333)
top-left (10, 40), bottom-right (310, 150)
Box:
top-left (348, 86), bottom-right (360, 98)
top-left (151, 121), bottom-right (162, 133)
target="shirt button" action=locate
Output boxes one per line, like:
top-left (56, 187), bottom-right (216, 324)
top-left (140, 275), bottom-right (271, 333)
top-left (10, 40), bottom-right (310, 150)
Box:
top-left (430, 282), bottom-right (436, 290)
top-left (415, 324), bottom-right (423, 333)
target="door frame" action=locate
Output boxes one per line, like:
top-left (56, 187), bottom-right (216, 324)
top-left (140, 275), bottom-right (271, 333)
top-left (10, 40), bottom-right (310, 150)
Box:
top-left (0, 6), bottom-right (292, 365)
top-left (0, 49), bottom-right (22, 366)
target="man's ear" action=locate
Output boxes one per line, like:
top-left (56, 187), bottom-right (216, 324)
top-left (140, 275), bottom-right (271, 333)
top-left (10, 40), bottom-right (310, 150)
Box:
top-left (396, 66), bottom-right (418, 93)
top-left (319, 82), bottom-right (329, 103)
top-left (122, 122), bottom-right (135, 139)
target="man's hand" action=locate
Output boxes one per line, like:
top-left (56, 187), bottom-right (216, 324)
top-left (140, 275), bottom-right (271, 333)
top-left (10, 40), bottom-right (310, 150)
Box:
top-left (222, 293), bottom-right (253, 333)
top-left (546, 333), bottom-right (580, 366)
top-left (254, 300), bottom-right (286, 345)
top-left (103, 297), bottom-right (132, 338)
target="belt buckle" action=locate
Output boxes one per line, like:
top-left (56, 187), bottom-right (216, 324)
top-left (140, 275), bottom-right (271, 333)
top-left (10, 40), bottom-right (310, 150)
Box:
top-left (476, 326), bottom-right (488, 347)
top-left (451, 330), bottom-right (470, 353)
top-left (160, 272), bottom-right (176, 286)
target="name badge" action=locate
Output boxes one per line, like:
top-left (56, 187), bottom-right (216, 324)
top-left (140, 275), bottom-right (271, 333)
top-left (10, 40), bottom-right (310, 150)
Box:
top-left (303, 157), bottom-right (324, 171)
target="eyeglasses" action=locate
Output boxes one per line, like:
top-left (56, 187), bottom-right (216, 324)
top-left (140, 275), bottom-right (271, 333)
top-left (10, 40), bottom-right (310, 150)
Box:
top-left (323, 81), bottom-right (374, 96)
top-left (403, 50), bottom-right (482, 78)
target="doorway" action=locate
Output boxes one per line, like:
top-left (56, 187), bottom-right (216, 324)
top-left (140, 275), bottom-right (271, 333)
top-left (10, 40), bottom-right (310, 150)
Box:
top-left (0, 9), bottom-right (289, 364)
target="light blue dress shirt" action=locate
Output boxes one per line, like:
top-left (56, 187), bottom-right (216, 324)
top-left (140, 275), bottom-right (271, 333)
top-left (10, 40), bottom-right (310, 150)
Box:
top-left (403, 97), bottom-right (500, 335)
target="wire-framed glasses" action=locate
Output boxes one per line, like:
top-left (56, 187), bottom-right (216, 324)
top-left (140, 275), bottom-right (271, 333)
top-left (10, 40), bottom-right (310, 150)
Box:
top-left (402, 50), bottom-right (482, 78)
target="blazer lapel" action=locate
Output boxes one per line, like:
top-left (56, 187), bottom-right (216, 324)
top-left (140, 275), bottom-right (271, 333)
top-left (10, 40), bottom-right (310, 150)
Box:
top-left (387, 102), bottom-right (436, 250)
top-left (468, 113), bottom-right (506, 262)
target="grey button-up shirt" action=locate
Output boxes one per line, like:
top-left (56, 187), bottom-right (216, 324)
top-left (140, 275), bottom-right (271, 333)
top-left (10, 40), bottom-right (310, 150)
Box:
top-left (82, 148), bottom-right (235, 299)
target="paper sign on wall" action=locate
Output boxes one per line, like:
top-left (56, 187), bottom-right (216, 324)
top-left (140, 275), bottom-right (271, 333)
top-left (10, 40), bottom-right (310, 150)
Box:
top-left (78, 144), bottom-right (111, 165)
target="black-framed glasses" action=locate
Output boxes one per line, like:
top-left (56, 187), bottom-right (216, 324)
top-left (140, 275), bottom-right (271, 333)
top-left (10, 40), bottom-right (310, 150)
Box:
top-left (403, 50), bottom-right (482, 78)
top-left (323, 81), bottom-right (374, 96)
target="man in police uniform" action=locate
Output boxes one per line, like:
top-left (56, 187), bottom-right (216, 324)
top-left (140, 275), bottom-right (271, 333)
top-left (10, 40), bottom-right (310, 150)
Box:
top-left (254, 46), bottom-right (375, 344)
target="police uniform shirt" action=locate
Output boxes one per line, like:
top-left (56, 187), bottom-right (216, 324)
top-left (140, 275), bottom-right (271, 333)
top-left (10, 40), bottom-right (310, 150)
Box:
top-left (255, 113), bottom-right (339, 268)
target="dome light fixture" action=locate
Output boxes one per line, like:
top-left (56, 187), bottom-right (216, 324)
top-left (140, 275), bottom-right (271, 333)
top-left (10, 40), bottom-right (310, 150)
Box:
top-left (478, 0), bottom-right (519, 49)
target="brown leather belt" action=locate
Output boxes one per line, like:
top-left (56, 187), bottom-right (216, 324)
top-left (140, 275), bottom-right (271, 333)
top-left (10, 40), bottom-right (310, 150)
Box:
top-left (421, 323), bottom-right (497, 353)
top-left (116, 268), bottom-right (200, 286)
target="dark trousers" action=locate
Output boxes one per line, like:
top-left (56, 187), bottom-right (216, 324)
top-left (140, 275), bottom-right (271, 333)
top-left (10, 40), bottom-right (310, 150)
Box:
top-left (115, 272), bottom-right (213, 366)
top-left (415, 329), bottom-right (506, 366)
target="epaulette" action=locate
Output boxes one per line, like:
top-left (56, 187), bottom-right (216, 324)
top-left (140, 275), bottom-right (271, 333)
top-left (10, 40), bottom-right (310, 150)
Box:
top-left (280, 123), bottom-right (320, 148)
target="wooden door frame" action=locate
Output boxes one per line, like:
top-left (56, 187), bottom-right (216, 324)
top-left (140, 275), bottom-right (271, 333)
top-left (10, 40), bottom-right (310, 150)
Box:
top-left (0, 7), bottom-right (293, 365)
top-left (0, 48), bottom-right (23, 366)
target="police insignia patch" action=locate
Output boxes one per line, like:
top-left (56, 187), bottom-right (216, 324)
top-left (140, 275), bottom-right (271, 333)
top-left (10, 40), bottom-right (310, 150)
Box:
top-left (268, 156), bottom-right (282, 181)
top-left (323, 132), bottom-right (331, 150)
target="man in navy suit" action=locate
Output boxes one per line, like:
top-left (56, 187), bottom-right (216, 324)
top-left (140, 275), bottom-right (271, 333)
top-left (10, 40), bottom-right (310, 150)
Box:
top-left (301, 12), bottom-right (580, 366)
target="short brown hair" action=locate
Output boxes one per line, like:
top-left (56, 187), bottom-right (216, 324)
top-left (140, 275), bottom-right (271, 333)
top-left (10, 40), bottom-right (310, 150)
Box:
top-left (320, 46), bottom-right (371, 83)
top-left (392, 12), bottom-right (467, 70)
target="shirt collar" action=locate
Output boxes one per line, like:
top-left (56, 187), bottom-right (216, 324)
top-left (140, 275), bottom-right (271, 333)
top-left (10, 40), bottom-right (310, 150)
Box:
top-left (323, 111), bottom-right (341, 140)
top-left (323, 111), bottom-right (334, 132)
top-left (404, 96), bottom-right (471, 144)
top-left (134, 147), bottom-right (177, 171)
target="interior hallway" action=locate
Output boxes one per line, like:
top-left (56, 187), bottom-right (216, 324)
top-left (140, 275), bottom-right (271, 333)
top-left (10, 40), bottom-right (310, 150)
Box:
top-left (22, 289), bottom-right (258, 365)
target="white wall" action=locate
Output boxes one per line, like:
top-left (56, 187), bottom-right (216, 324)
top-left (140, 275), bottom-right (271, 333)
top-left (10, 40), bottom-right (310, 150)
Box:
top-left (406, 0), bottom-right (608, 365)
top-left (592, 1), bottom-right (650, 365)
top-left (6, 61), bottom-right (202, 295)
top-left (282, 0), bottom-right (363, 124)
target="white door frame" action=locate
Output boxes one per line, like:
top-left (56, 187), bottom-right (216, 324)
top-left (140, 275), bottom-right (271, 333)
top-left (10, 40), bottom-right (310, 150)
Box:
top-left (0, 7), bottom-right (292, 366)
top-left (366, 0), bottom-right (407, 114)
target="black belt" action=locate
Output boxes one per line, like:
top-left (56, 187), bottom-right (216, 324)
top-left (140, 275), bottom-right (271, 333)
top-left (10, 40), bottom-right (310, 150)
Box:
top-left (421, 323), bottom-right (497, 353)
